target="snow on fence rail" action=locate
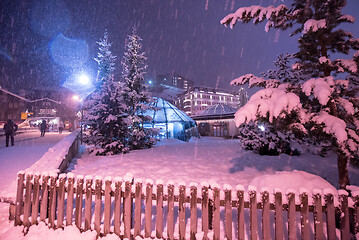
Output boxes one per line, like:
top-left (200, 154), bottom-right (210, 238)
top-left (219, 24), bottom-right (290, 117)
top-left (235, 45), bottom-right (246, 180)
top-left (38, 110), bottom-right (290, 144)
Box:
top-left (14, 173), bottom-right (359, 239)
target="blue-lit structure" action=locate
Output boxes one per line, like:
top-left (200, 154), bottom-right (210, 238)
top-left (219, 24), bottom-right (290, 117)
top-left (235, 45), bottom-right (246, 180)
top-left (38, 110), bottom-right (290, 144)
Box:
top-left (143, 98), bottom-right (199, 141)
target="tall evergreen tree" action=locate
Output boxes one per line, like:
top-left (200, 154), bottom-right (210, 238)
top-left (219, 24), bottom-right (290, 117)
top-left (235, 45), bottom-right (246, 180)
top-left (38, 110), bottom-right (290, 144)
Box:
top-left (221, 0), bottom-right (359, 188)
top-left (121, 28), bottom-right (156, 150)
top-left (84, 31), bottom-right (128, 155)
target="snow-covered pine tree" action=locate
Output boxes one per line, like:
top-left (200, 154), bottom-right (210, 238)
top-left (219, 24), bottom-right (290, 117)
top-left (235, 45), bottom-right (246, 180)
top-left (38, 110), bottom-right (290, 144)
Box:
top-left (121, 28), bottom-right (157, 150)
top-left (237, 87), bottom-right (249, 108)
top-left (221, 0), bottom-right (359, 188)
top-left (84, 31), bottom-right (128, 155)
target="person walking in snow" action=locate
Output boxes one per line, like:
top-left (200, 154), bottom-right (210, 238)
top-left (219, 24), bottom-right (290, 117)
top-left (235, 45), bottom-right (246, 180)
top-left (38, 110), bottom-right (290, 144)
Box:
top-left (3, 119), bottom-right (18, 147)
top-left (58, 121), bottom-right (64, 134)
top-left (40, 119), bottom-right (47, 137)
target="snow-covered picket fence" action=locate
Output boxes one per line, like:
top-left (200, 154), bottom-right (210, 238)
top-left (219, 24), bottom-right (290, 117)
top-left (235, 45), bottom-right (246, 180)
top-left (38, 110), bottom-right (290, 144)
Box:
top-left (13, 172), bottom-right (359, 239)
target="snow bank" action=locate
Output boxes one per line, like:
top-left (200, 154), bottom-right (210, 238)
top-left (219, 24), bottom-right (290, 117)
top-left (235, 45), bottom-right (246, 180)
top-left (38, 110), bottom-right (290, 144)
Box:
top-left (25, 129), bottom-right (80, 174)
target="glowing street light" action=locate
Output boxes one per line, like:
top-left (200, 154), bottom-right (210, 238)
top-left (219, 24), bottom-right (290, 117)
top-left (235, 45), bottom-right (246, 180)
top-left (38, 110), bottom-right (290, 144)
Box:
top-left (78, 73), bottom-right (90, 85)
top-left (72, 94), bottom-right (81, 102)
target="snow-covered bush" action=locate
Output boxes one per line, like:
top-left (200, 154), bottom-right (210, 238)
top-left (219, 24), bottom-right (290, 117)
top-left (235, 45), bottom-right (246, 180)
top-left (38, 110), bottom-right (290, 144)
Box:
top-left (238, 122), bottom-right (301, 156)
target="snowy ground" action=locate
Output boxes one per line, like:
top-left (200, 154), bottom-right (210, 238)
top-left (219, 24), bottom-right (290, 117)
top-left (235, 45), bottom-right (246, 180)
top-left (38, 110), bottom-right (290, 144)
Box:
top-left (68, 137), bottom-right (359, 193)
top-left (0, 136), bottom-right (358, 239)
top-left (0, 131), bottom-right (70, 200)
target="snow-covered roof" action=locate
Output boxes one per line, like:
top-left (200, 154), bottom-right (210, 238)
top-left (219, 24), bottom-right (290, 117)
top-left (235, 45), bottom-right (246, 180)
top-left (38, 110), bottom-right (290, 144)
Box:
top-left (0, 87), bottom-right (61, 104)
top-left (144, 97), bottom-right (195, 123)
top-left (200, 104), bottom-right (237, 116)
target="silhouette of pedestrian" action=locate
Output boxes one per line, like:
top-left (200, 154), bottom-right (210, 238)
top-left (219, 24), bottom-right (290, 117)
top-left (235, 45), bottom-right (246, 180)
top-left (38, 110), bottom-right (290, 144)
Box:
top-left (40, 120), bottom-right (47, 137)
top-left (3, 119), bottom-right (18, 147)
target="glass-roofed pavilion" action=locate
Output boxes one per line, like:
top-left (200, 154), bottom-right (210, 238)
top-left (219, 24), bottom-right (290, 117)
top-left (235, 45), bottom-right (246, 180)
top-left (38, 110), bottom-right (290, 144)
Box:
top-left (143, 98), bottom-right (199, 141)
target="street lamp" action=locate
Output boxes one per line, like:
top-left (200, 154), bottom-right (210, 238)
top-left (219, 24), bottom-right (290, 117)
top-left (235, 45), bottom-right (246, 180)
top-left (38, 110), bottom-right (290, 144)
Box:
top-left (72, 94), bottom-right (84, 144)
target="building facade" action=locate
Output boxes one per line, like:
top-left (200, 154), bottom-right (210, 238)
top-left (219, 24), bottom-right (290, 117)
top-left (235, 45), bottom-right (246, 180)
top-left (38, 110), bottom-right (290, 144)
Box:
top-left (175, 87), bottom-right (241, 116)
top-left (156, 73), bottom-right (194, 91)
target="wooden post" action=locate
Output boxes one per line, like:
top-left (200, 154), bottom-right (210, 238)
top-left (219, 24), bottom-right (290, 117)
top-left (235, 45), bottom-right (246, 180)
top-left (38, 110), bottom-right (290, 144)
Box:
top-left (94, 177), bottom-right (102, 235)
top-left (104, 177), bottom-right (112, 235)
top-left (23, 173), bottom-right (33, 229)
top-left (156, 183), bottom-right (164, 239)
top-left (201, 185), bottom-right (209, 239)
top-left (237, 187), bottom-right (245, 240)
top-left (134, 181), bottom-right (142, 237)
top-left (48, 175), bottom-right (57, 229)
top-left (84, 176), bottom-right (93, 231)
top-left (15, 172), bottom-right (25, 226)
top-left (114, 179), bottom-right (122, 236)
top-left (224, 188), bottom-right (232, 240)
top-left (339, 190), bottom-right (350, 240)
top-left (249, 188), bottom-right (258, 240)
top-left (145, 181), bottom-right (153, 238)
top-left (287, 191), bottom-right (296, 240)
top-left (213, 186), bottom-right (220, 240)
top-left (190, 185), bottom-right (198, 240)
top-left (324, 193), bottom-right (336, 240)
top-left (261, 190), bottom-right (270, 240)
top-left (274, 191), bottom-right (284, 240)
top-left (40, 175), bottom-right (50, 223)
top-left (167, 184), bottom-right (175, 240)
top-left (313, 191), bottom-right (323, 240)
top-left (31, 173), bottom-right (41, 225)
top-left (299, 192), bottom-right (310, 240)
top-left (57, 174), bottom-right (66, 228)
top-left (179, 184), bottom-right (186, 240)
top-left (66, 174), bottom-right (75, 226)
top-left (75, 176), bottom-right (84, 230)
top-left (124, 180), bottom-right (132, 239)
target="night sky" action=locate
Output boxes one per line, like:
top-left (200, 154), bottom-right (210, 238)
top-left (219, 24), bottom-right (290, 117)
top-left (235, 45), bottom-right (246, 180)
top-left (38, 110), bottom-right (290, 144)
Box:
top-left (1, 0), bottom-right (359, 93)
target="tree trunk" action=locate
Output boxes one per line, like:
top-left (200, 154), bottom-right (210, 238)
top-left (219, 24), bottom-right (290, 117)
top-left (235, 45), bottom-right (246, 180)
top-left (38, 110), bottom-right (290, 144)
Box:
top-left (337, 151), bottom-right (350, 189)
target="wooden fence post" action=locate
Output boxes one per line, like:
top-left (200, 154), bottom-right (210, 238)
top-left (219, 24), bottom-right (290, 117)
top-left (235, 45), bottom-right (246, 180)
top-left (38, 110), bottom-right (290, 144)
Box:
top-left (15, 171), bottom-right (25, 226)
top-left (104, 177), bottom-right (112, 235)
top-left (324, 192), bottom-right (336, 240)
top-left (299, 191), bottom-right (310, 240)
top-left (261, 189), bottom-right (270, 240)
top-left (23, 173), bottom-right (33, 229)
top-left (313, 190), bottom-right (323, 240)
top-left (224, 186), bottom-right (232, 240)
top-left (190, 184), bottom-right (198, 240)
top-left (287, 191), bottom-right (296, 240)
top-left (201, 185), bottom-right (209, 239)
top-left (75, 176), bottom-right (84, 230)
top-left (66, 174), bottom-right (75, 226)
top-left (236, 186), bottom-right (245, 240)
top-left (40, 174), bottom-right (50, 223)
top-left (114, 178), bottom-right (122, 236)
top-left (339, 190), bottom-right (350, 240)
top-left (57, 174), bottom-right (66, 228)
top-left (249, 187), bottom-right (258, 240)
top-left (274, 190), bottom-right (284, 240)
top-left (124, 180), bottom-right (132, 239)
top-left (145, 181), bottom-right (153, 238)
top-left (179, 184), bottom-right (186, 240)
top-left (167, 183), bottom-right (175, 240)
top-left (156, 182), bottom-right (164, 239)
top-left (84, 176), bottom-right (93, 231)
top-left (94, 177), bottom-right (102, 235)
top-left (134, 181), bottom-right (142, 238)
top-left (31, 173), bottom-right (41, 226)
top-left (48, 174), bottom-right (57, 229)
top-left (212, 186), bottom-right (220, 240)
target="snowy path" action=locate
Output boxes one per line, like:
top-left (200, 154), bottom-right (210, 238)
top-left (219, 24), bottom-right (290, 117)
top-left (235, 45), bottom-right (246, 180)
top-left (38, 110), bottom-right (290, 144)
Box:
top-left (0, 131), bottom-right (69, 199)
